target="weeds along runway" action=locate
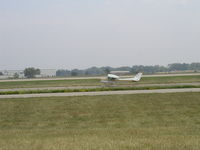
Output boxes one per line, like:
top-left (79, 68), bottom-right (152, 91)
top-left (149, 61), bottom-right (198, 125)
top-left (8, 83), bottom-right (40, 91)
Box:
top-left (0, 88), bottom-right (200, 99)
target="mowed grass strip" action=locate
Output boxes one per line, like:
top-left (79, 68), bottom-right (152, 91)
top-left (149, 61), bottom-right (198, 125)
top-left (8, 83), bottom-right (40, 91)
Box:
top-left (104, 75), bottom-right (200, 85)
top-left (0, 93), bottom-right (200, 150)
top-left (0, 85), bottom-right (200, 95)
top-left (0, 75), bottom-right (200, 89)
top-left (0, 79), bottom-right (101, 89)
top-left (139, 75), bottom-right (200, 84)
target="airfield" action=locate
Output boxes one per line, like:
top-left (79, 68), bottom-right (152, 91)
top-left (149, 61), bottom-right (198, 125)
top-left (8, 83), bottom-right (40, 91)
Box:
top-left (0, 73), bottom-right (200, 150)
top-left (0, 73), bottom-right (200, 98)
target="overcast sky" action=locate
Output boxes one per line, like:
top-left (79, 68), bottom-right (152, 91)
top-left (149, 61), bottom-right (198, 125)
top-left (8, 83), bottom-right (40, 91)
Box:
top-left (0, 0), bottom-right (200, 70)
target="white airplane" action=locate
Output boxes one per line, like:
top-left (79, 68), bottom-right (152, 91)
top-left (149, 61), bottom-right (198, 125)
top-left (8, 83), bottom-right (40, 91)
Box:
top-left (101, 72), bottom-right (143, 84)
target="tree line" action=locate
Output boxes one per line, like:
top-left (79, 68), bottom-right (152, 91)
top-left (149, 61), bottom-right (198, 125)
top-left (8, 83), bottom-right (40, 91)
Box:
top-left (0, 63), bottom-right (199, 78)
top-left (56, 62), bottom-right (200, 77)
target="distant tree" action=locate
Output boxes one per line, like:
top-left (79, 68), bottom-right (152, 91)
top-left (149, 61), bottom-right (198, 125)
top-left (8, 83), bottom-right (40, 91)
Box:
top-left (65, 70), bottom-right (71, 76)
top-left (24, 67), bottom-right (40, 78)
top-left (115, 66), bottom-right (131, 72)
top-left (168, 63), bottom-right (190, 71)
top-left (13, 73), bottom-right (19, 79)
top-left (56, 69), bottom-right (71, 77)
top-left (0, 72), bottom-right (3, 76)
top-left (190, 63), bottom-right (200, 71)
top-left (103, 68), bottom-right (110, 74)
top-left (55, 62), bottom-right (200, 77)
top-left (85, 67), bottom-right (104, 75)
top-left (130, 65), bottom-right (168, 74)
top-left (71, 69), bottom-right (80, 76)
top-left (131, 65), bottom-right (143, 74)
top-left (56, 70), bottom-right (65, 76)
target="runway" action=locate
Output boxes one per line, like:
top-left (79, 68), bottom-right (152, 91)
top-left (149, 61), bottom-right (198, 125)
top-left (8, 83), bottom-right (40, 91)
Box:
top-left (0, 73), bottom-right (200, 82)
top-left (0, 88), bottom-right (200, 99)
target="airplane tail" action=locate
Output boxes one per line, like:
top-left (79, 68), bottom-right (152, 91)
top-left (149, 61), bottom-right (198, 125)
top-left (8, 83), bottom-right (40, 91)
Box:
top-left (132, 73), bottom-right (143, 82)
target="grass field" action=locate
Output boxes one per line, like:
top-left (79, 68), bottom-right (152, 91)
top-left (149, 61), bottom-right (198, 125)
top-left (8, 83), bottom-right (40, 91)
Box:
top-left (0, 92), bottom-right (200, 150)
top-left (0, 75), bottom-right (200, 89)
top-left (0, 79), bottom-right (100, 89)
top-left (140, 75), bottom-right (200, 84)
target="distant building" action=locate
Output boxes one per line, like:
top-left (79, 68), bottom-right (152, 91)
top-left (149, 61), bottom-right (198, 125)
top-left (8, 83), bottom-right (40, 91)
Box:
top-left (36, 69), bottom-right (57, 78)
top-left (110, 71), bottom-right (130, 75)
top-left (0, 69), bottom-right (57, 79)
top-left (0, 70), bottom-right (24, 79)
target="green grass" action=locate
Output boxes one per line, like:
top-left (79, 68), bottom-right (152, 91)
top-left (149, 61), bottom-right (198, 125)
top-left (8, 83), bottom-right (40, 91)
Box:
top-left (117, 75), bottom-right (200, 85)
top-left (139, 75), bottom-right (200, 84)
top-left (0, 93), bottom-right (200, 149)
top-left (0, 75), bottom-right (200, 89)
top-left (0, 79), bottom-right (100, 89)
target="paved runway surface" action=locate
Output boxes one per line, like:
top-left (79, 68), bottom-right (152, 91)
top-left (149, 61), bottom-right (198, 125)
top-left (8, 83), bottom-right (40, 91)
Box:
top-left (0, 88), bottom-right (200, 99)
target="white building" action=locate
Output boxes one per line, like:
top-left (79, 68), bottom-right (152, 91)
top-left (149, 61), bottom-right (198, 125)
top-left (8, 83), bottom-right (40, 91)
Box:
top-left (0, 69), bottom-right (57, 79)
top-left (37, 69), bottom-right (57, 77)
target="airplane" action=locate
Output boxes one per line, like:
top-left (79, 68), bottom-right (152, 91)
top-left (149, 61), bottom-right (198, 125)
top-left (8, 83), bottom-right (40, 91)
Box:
top-left (101, 72), bottom-right (143, 85)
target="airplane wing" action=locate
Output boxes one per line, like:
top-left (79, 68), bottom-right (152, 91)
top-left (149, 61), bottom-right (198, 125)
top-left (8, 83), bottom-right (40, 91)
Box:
top-left (118, 78), bottom-right (135, 81)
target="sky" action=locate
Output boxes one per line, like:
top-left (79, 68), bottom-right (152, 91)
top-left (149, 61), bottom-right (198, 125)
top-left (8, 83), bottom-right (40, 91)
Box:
top-left (0, 0), bottom-right (200, 70)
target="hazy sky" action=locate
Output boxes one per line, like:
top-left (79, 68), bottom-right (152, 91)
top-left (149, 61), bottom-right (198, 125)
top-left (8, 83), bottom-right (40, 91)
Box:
top-left (0, 0), bottom-right (200, 70)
